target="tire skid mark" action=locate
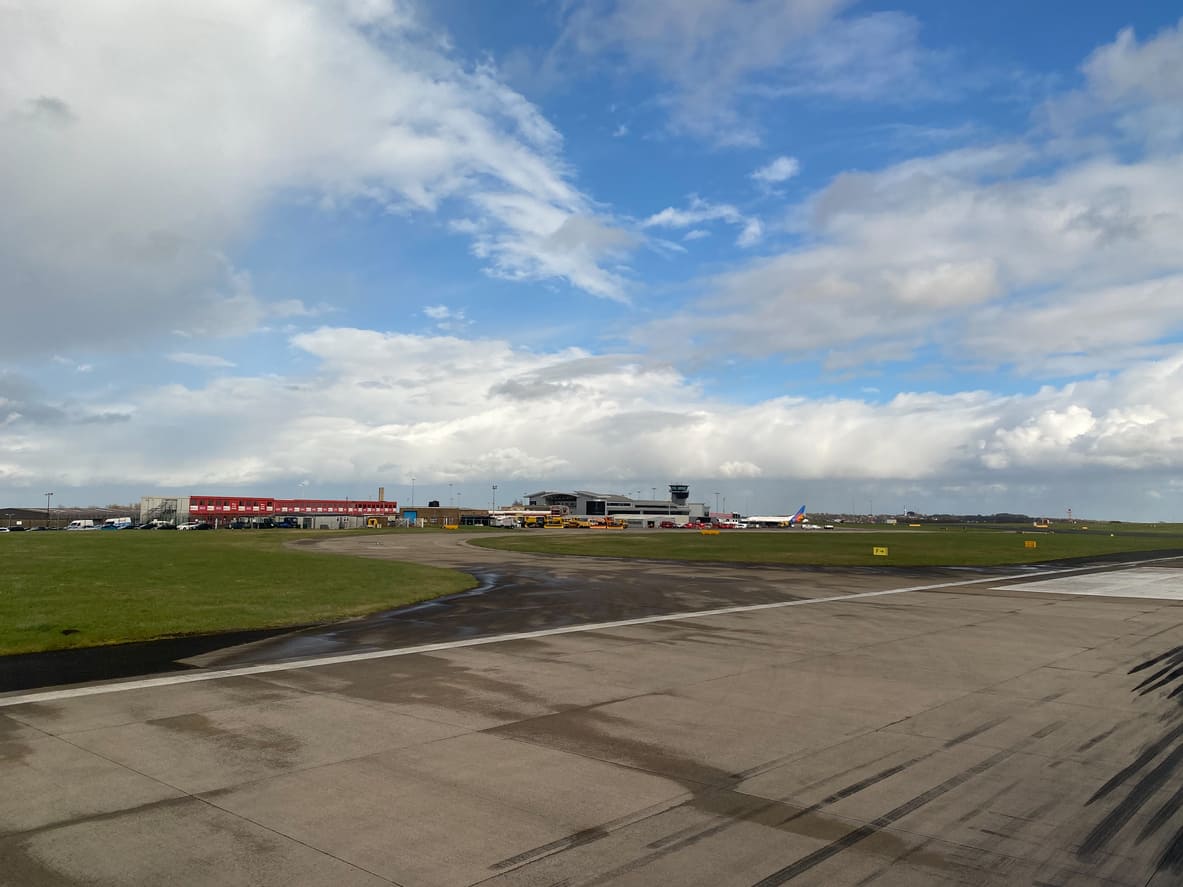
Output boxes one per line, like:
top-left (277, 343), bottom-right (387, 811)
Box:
top-left (646, 760), bottom-right (920, 855)
top-left (750, 747), bottom-right (1019, 886)
top-left (1077, 724), bottom-right (1120, 754)
top-left (942, 717), bottom-right (1009, 749)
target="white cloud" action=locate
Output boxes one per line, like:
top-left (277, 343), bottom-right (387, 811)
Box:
top-left (167, 353), bottom-right (236, 369)
top-left (2, 329), bottom-right (1181, 519)
top-left (720, 460), bottom-right (763, 478)
top-left (422, 304), bottom-right (470, 332)
top-left (683, 229), bottom-right (710, 241)
top-left (1042, 18), bottom-right (1183, 153)
top-left (0, 0), bottom-right (630, 360)
top-left (268, 299), bottom-right (327, 319)
top-left (736, 218), bottom-right (764, 248)
top-left (51, 355), bottom-right (94, 373)
top-left (751, 155), bottom-right (801, 185)
top-left (643, 197), bottom-right (762, 248)
top-left (557, 2), bottom-right (952, 144)
top-left (645, 141), bottom-right (1183, 373)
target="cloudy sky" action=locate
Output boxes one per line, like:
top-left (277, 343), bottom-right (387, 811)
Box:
top-left (2, 0), bottom-right (1182, 519)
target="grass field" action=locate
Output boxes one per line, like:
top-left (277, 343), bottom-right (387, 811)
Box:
top-left (472, 525), bottom-right (1183, 567)
top-left (0, 530), bottom-right (476, 656)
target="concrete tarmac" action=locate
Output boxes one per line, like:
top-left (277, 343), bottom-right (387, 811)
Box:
top-left (3, 534), bottom-right (1183, 885)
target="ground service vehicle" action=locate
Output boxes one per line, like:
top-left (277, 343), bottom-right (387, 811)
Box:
top-left (543, 516), bottom-right (565, 529)
top-left (591, 517), bottom-right (627, 529)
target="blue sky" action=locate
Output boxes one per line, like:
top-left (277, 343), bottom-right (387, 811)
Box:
top-left (2, 1), bottom-right (1183, 519)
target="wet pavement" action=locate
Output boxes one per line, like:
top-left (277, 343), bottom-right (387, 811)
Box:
top-left (1, 530), bottom-right (1029, 691)
top-left (3, 535), bottom-right (1183, 885)
top-left (182, 532), bottom-right (1017, 670)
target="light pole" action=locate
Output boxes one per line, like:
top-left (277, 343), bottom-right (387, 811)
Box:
top-left (449, 482), bottom-right (453, 507)
top-left (491, 483), bottom-right (498, 511)
top-left (45, 492), bottom-right (53, 529)
top-left (410, 476), bottom-right (415, 508)
top-left (714, 491), bottom-right (720, 514)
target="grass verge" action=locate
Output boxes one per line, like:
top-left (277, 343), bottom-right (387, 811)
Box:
top-left (471, 525), bottom-right (1183, 567)
top-left (0, 529), bottom-right (476, 656)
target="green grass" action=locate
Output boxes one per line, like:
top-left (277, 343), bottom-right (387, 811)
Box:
top-left (0, 529), bottom-right (476, 656)
top-left (472, 525), bottom-right (1183, 568)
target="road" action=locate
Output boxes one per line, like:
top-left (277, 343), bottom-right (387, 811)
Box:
top-left (2, 532), bottom-right (1183, 885)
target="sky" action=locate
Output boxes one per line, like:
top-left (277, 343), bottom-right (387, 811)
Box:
top-left (2, 0), bottom-right (1183, 520)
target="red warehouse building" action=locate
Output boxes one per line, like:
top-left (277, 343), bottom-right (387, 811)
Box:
top-left (139, 495), bottom-right (399, 527)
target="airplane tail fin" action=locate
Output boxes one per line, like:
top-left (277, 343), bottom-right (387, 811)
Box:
top-left (792, 506), bottom-right (806, 523)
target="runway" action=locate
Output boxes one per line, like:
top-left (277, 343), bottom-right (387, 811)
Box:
top-left (3, 537), bottom-right (1183, 885)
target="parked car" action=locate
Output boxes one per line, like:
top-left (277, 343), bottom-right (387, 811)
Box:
top-left (659, 520), bottom-right (678, 529)
top-left (7, 525), bottom-right (27, 532)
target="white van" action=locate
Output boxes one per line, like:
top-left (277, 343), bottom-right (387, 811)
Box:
top-left (101, 517), bottom-right (133, 530)
top-left (66, 519), bottom-right (97, 531)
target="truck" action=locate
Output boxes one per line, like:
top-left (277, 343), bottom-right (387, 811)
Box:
top-left (101, 517), bottom-right (133, 530)
top-left (66, 519), bottom-right (97, 531)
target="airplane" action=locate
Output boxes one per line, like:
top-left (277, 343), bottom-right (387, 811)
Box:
top-left (743, 506), bottom-right (808, 528)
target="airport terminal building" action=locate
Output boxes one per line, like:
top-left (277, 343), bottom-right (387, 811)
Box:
top-left (525, 485), bottom-right (707, 526)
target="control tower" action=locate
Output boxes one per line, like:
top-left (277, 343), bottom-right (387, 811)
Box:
top-left (668, 484), bottom-right (689, 507)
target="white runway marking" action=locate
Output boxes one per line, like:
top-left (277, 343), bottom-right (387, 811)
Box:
top-left (3, 556), bottom-right (1181, 708)
top-left (993, 566), bottom-right (1183, 601)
